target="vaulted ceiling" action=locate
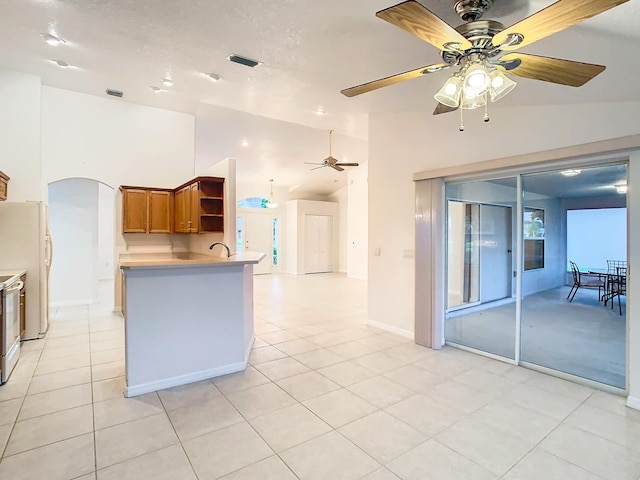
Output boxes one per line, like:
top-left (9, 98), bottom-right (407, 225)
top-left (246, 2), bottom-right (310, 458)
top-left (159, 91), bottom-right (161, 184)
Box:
top-left (2, 0), bottom-right (638, 194)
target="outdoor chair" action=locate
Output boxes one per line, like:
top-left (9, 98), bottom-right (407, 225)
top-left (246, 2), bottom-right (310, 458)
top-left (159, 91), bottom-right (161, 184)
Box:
top-left (608, 266), bottom-right (627, 315)
top-left (568, 261), bottom-right (605, 302)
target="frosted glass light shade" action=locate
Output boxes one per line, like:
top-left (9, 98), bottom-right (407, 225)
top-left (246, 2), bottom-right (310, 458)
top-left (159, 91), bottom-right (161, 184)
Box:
top-left (489, 69), bottom-right (517, 102)
top-left (460, 90), bottom-right (486, 110)
top-left (434, 76), bottom-right (462, 108)
top-left (463, 63), bottom-right (490, 98)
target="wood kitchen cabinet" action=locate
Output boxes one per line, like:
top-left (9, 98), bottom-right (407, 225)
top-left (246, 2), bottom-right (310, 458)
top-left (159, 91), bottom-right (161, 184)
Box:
top-left (0, 170), bottom-right (9, 201)
top-left (121, 187), bottom-right (172, 233)
top-left (173, 177), bottom-right (224, 233)
top-left (174, 183), bottom-right (199, 233)
top-left (120, 176), bottom-right (223, 235)
top-left (198, 178), bottom-right (224, 233)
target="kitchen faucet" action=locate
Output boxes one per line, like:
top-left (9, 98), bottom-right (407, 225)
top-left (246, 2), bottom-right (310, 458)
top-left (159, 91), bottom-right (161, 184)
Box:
top-left (209, 242), bottom-right (231, 257)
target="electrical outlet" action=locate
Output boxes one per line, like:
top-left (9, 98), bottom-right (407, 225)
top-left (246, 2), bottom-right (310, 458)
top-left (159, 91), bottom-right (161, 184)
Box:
top-left (403, 249), bottom-right (415, 259)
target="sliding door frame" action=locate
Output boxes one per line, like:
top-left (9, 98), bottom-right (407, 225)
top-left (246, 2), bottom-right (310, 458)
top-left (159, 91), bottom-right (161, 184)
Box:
top-left (415, 152), bottom-right (633, 393)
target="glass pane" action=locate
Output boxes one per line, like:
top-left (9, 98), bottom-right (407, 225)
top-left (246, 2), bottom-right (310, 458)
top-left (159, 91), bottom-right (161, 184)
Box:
top-left (273, 218), bottom-right (279, 266)
top-left (445, 179), bottom-right (517, 360)
top-left (447, 201), bottom-right (480, 308)
top-left (236, 216), bottom-right (244, 251)
top-left (520, 164), bottom-right (627, 388)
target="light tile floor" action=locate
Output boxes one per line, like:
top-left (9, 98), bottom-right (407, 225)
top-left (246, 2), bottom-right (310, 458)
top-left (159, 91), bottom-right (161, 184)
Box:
top-left (1, 273), bottom-right (639, 479)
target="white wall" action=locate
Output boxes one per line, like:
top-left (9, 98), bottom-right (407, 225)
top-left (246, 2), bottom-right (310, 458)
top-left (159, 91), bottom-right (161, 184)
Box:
top-left (41, 87), bottom-right (195, 189)
top-left (329, 186), bottom-right (348, 273)
top-left (566, 208), bottom-right (627, 271)
top-left (369, 101), bottom-right (640, 336)
top-left (49, 179), bottom-right (99, 306)
top-left (347, 161), bottom-right (368, 280)
top-left (97, 182), bottom-right (115, 280)
top-left (0, 71), bottom-right (42, 201)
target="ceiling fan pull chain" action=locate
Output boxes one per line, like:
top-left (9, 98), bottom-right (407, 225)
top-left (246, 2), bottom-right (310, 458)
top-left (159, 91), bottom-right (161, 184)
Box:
top-left (484, 92), bottom-right (490, 123)
top-left (459, 107), bottom-right (465, 132)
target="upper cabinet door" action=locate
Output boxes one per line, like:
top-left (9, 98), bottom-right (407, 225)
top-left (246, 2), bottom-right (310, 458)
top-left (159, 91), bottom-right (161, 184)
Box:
top-left (174, 187), bottom-right (185, 233)
top-left (122, 188), bottom-right (148, 233)
top-left (189, 183), bottom-right (199, 233)
top-left (148, 190), bottom-right (172, 234)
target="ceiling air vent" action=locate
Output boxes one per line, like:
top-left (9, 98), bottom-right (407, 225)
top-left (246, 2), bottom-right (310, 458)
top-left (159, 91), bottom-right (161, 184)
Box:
top-left (226, 54), bottom-right (262, 68)
top-left (106, 89), bottom-right (124, 98)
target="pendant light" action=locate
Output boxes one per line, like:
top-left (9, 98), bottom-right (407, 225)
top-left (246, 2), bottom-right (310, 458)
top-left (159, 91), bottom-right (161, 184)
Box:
top-left (266, 179), bottom-right (277, 209)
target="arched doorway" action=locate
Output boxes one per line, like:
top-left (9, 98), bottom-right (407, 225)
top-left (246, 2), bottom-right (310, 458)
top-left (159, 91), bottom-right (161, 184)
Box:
top-left (48, 178), bottom-right (115, 311)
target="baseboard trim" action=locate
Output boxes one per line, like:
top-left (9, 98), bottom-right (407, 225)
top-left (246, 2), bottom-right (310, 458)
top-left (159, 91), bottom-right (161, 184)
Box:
top-left (244, 335), bottom-right (255, 364)
top-left (347, 274), bottom-right (367, 281)
top-left (366, 319), bottom-right (414, 340)
top-left (51, 299), bottom-right (98, 308)
top-left (627, 395), bottom-right (640, 411)
top-left (124, 361), bottom-right (247, 398)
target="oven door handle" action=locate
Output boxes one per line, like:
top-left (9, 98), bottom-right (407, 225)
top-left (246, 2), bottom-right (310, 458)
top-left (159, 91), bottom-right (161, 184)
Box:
top-left (5, 281), bottom-right (24, 293)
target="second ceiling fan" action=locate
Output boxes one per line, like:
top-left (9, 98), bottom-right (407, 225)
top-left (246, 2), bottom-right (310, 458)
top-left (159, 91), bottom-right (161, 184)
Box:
top-left (305, 130), bottom-right (359, 172)
top-left (341, 0), bottom-right (629, 117)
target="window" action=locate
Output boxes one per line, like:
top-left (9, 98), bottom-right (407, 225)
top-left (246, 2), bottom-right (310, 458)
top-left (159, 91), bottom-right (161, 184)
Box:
top-left (273, 218), bottom-right (279, 266)
top-left (237, 197), bottom-right (269, 209)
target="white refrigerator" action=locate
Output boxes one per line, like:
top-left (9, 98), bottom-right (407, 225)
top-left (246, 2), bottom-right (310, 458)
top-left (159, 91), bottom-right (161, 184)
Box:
top-left (0, 201), bottom-right (51, 339)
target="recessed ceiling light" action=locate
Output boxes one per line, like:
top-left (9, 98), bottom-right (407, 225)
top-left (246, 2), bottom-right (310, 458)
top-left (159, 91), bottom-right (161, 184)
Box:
top-left (561, 169), bottom-right (582, 177)
top-left (205, 73), bottom-right (222, 82)
top-left (241, 139), bottom-right (250, 148)
top-left (161, 78), bottom-right (173, 87)
top-left (315, 107), bottom-right (326, 116)
top-left (41, 33), bottom-right (66, 46)
top-left (150, 86), bottom-right (164, 93)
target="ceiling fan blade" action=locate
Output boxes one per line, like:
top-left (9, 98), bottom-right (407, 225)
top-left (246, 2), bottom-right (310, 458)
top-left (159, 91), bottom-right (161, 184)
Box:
top-left (331, 165), bottom-right (345, 172)
top-left (493, 0), bottom-right (629, 51)
top-left (341, 63), bottom-right (449, 97)
top-left (310, 165), bottom-right (327, 171)
top-left (499, 53), bottom-right (605, 87)
top-left (335, 163), bottom-right (360, 167)
top-left (433, 103), bottom-right (458, 115)
top-left (304, 162), bottom-right (325, 165)
top-left (376, 1), bottom-right (472, 51)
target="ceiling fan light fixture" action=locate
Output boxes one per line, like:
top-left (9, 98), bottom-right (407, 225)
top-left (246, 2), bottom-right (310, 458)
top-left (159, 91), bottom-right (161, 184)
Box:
top-left (434, 75), bottom-right (462, 108)
top-left (489, 69), bottom-right (517, 102)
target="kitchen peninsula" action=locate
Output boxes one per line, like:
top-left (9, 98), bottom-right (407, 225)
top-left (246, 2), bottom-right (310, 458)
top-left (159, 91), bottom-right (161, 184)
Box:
top-left (120, 251), bottom-right (265, 397)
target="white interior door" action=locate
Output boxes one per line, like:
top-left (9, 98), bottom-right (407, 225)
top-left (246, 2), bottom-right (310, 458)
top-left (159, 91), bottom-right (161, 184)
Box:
top-left (245, 213), bottom-right (272, 275)
top-left (304, 214), bottom-right (333, 274)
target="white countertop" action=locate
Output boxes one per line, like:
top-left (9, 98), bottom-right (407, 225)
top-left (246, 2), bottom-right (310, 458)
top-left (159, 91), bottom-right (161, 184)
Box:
top-left (119, 251), bottom-right (265, 270)
top-left (0, 269), bottom-right (27, 289)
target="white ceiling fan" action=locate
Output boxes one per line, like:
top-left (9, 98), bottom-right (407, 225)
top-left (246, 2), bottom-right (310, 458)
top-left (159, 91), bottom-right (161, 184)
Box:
top-left (305, 130), bottom-right (359, 172)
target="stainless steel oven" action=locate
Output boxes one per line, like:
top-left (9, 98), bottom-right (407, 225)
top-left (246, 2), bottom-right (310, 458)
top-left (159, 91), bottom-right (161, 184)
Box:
top-left (1, 275), bottom-right (22, 383)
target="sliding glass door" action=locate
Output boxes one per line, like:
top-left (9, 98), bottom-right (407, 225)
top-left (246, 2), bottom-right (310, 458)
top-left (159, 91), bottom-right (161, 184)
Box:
top-left (519, 165), bottom-right (627, 388)
top-left (443, 164), bottom-right (627, 389)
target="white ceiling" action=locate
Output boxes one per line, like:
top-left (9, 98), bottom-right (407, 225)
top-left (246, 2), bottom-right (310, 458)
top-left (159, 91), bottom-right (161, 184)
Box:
top-left (2, 0), bottom-right (638, 194)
